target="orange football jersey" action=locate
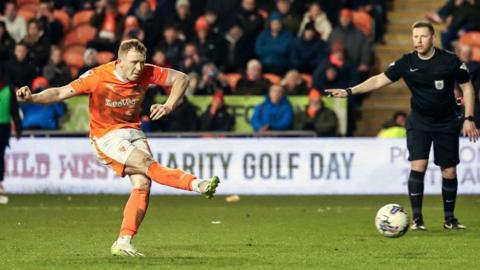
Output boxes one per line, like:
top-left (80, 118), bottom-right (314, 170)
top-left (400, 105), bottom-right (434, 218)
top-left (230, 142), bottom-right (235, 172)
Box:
top-left (70, 61), bottom-right (168, 138)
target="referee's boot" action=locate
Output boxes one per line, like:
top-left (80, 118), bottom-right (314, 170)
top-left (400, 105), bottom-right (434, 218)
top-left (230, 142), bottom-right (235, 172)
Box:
top-left (443, 217), bottom-right (466, 230)
top-left (411, 216), bottom-right (426, 231)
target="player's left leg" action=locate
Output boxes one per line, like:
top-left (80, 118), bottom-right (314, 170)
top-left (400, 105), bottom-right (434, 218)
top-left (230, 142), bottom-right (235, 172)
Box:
top-left (440, 166), bottom-right (465, 229)
top-left (126, 138), bottom-right (219, 198)
top-left (433, 131), bottom-right (465, 229)
top-left (111, 174), bottom-right (151, 257)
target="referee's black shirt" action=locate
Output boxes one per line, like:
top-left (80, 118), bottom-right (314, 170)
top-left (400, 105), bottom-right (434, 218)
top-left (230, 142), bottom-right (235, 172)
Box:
top-left (384, 48), bottom-right (470, 131)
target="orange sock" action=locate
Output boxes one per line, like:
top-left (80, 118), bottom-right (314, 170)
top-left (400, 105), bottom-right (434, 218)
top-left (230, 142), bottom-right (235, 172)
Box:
top-left (119, 189), bottom-right (150, 237)
top-left (146, 162), bottom-right (196, 191)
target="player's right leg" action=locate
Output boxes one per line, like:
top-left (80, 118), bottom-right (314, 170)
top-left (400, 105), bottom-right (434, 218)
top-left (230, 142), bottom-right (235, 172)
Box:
top-left (406, 127), bottom-right (432, 231)
top-left (124, 147), bottom-right (220, 199)
top-left (111, 174), bottom-right (150, 257)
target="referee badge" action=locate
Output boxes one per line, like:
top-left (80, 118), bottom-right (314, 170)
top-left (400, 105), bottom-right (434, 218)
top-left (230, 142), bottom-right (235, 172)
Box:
top-left (434, 80), bottom-right (444, 90)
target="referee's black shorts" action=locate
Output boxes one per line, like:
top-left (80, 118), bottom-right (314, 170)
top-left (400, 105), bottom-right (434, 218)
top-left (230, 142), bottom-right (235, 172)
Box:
top-left (406, 123), bottom-right (460, 167)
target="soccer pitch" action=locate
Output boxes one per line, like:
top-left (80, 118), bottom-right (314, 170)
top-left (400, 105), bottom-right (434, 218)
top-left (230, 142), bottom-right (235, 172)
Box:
top-left (1, 195), bottom-right (479, 270)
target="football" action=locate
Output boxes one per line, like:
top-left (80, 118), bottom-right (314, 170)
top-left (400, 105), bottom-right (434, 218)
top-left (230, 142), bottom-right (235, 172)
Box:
top-left (375, 204), bottom-right (409, 238)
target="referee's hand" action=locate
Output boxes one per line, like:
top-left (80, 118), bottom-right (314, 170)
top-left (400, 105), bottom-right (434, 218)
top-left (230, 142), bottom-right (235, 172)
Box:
top-left (463, 121), bottom-right (479, 142)
top-left (325, 89), bottom-right (348, 98)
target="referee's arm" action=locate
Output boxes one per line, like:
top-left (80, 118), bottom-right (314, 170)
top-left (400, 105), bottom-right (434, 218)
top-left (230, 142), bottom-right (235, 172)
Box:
top-left (458, 81), bottom-right (479, 142)
top-left (325, 73), bottom-right (393, 98)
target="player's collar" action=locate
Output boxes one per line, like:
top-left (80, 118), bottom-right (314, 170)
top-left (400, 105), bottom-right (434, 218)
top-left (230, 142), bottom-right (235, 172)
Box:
top-left (417, 47), bottom-right (436, 61)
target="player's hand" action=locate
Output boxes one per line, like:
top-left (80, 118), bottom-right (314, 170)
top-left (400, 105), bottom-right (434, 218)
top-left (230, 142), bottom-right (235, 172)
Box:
top-left (462, 120), bottom-right (479, 142)
top-left (150, 104), bottom-right (172, 120)
top-left (16, 86), bottom-right (33, 102)
top-left (324, 89), bottom-right (348, 98)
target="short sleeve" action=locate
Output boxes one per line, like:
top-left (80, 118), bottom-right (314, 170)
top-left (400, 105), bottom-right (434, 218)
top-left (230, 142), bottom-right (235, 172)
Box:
top-left (144, 64), bottom-right (168, 85)
top-left (70, 69), bottom-right (98, 94)
top-left (454, 58), bottom-right (470, 84)
top-left (384, 56), bottom-right (405, 82)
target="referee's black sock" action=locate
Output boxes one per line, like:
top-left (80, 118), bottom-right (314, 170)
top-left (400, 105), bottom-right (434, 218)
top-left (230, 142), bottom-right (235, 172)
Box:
top-left (408, 170), bottom-right (425, 220)
top-left (442, 177), bottom-right (458, 220)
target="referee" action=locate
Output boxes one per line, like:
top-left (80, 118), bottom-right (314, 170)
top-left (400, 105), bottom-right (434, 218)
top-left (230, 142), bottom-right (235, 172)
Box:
top-left (326, 21), bottom-right (479, 230)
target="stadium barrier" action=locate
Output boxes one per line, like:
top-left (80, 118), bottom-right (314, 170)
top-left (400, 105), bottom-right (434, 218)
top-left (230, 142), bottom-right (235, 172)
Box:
top-left (5, 138), bottom-right (480, 195)
top-left (60, 95), bottom-right (348, 135)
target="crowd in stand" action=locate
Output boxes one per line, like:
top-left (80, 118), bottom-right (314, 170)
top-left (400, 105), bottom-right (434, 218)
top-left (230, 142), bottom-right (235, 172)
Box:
top-left (0, 0), bottom-right (390, 136)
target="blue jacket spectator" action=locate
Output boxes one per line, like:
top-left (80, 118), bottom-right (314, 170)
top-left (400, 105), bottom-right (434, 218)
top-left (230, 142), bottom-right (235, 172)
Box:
top-left (21, 77), bottom-right (66, 130)
top-left (290, 22), bottom-right (328, 73)
top-left (251, 85), bottom-right (293, 131)
top-left (255, 13), bottom-right (293, 75)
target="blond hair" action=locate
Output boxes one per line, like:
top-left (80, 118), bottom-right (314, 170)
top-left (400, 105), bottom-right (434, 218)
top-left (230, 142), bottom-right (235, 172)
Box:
top-left (118, 39), bottom-right (147, 58)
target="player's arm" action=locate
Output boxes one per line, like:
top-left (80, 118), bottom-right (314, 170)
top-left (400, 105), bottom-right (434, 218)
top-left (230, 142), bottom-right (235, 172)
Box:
top-left (16, 84), bottom-right (78, 104)
top-left (458, 81), bottom-right (479, 142)
top-left (150, 69), bottom-right (190, 120)
top-left (325, 73), bottom-right (393, 98)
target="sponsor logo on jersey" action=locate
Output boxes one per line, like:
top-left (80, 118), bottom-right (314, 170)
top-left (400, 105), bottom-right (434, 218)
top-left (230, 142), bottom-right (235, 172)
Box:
top-left (105, 98), bottom-right (139, 108)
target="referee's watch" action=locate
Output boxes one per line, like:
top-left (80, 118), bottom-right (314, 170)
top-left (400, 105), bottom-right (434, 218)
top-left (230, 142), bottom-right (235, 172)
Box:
top-left (464, 116), bottom-right (475, 122)
top-left (345, 88), bottom-right (353, 96)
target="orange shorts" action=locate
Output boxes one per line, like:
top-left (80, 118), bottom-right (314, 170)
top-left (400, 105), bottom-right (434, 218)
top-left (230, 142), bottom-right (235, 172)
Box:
top-left (91, 128), bottom-right (153, 177)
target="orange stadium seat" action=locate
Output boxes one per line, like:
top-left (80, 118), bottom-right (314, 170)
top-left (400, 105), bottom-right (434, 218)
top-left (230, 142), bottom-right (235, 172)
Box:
top-left (258, 10), bottom-right (269, 20)
top-left (63, 45), bottom-right (86, 68)
top-left (224, 73), bottom-right (242, 92)
top-left (72, 10), bottom-right (94, 27)
top-left (64, 24), bottom-right (97, 47)
top-left (53, 9), bottom-right (70, 33)
top-left (70, 66), bottom-right (80, 78)
top-left (263, 73), bottom-right (281, 85)
top-left (16, 0), bottom-right (39, 5)
top-left (458, 32), bottom-right (480, 47)
top-left (17, 4), bottom-right (37, 21)
top-left (97, 51), bottom-right (115, 64)
top-left (300, 73), bottom-right (313, 89)
top-left (353, 10), bottom-right (373, 38)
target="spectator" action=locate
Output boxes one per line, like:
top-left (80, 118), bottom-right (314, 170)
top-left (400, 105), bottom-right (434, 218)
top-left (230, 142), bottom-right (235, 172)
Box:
top-left (131, 0), bottom-right (155, 51)
top-left (236, 59), bottom-right (271, 95)
top-left (251, 84), bottom-right (293, 132)
top-left (438, 0), bottom-right (480, 50)
top-left (205, 0), bottom-right (241, 32)
top-left (297, 2), bottom-right (332, 41)
top-left (37, 1), bottom-right (64, 44)
top-left (6, 43), bottom-right (37, 89)
top-left (0, 1), bottom-right (27, 43)
top-left (197, 63), bottom-right (231, 95)
top-left (377, 111), bottom-right (407, 138)
top-left (328, 8), bottom-right (371, 84)
top-left (271, 0), bottom-right (302, 35)
top-left (151, 48), bottom-right (173, 69)
top-left (155, 97), bottom-right (199, 131)
top-left (0, 21), bottom-right (15, 64)
top-left (42, 46), bottom-right (72, 87)
top-left (156, 25), bottom-right (184, 68)
top-left (20, 76), bottom-right (66, 130)
top-left (199, 91), bottom-right (235, 131)
top-left (295, 89), bottom-right (338, 136)
top-left (313, 43), bottom-right (353, 92)
top-left (122, 16), bottom-right (145, 42)
top-left (168, 0), bottom-right (195, 41)
top-left (22, 19), bottom-right (51, 68)
top-left (178, 42), bottom-right (205, 74)
top-left (236, 0), bottom-right (264, 42)
top-left (255, 13), bottom-right (293, 75)
top-left (192, 16), bottom-right (227, 70)
top-left (281, 69), bottom-right (309, 95)
top-left (224, 22), bottom-right (253, 73)
top-left (290, 22), bottom-right (328, 73)
top-left (89, 0), bottom-right (125, 52)
top-left (78, 48), bottom-right (99, 76)
top-left (204, 9), bottom-right (223, 36)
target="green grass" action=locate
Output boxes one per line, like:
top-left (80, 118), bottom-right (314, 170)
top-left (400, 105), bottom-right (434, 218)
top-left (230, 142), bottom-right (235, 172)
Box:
top-left (0, 195), bottom-right (479, 270)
